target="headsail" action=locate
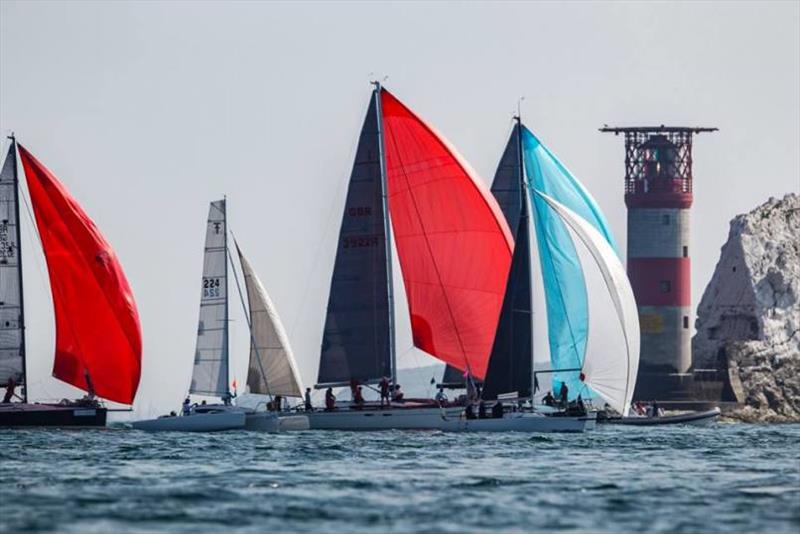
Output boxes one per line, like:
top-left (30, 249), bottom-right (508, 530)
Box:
top-left (317, 94), bottom-right (392, 386)
top-left (380, 89), bottom-right (513, 379)
top-left (190, 200), bottom-right (229, 397)
top-left (523, 126), bottom-right (616, 399)
top-left (536, 192), bottom-right (639, 415)
top-left (236, 243), bottom-right (303, 398)
top-left (18, 145), bottom-right (141, 405)
top-left (483, 124), bottom-right (533, 399)
top-left (0, 141), bottom-right (25, 392)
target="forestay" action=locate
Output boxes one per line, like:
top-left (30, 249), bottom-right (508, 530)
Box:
top-left (190, 200), bottom-right (229, 397)
top-left (236, 243), bottom-right (303, 398)
top-left (537, 192), bottom-right (640, 416)
top-left (0, 141), bottom-right (24, 388)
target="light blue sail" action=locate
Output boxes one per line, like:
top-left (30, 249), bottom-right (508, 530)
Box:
top-left (521, 125), bottom-right (618, 400)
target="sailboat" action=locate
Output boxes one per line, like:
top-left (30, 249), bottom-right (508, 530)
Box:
top-left (303, 84), bottom-right (510, 430)
top-left (0, 136), bottom-right (142, 427)
top-left (132, 199), bottom-right (304, 432)
top-left (434, 118), bottom-right (639, 432)
top-left (297, 85), bottom-right (594, 432)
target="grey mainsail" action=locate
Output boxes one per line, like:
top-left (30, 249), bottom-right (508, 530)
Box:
top-left (190, 200), bottom-right (229, 397)
top-left (0, 140), bottom-right (25, 392)
top-left (317, 94), bottom-right (391, 386)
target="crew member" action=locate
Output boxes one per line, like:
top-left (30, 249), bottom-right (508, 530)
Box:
top-left (2, 377), bottom-right (17, 404)
top-left (325, 387), bottom-right (336, 411)
top-left (304, 388), bottom-right (313, 411)
top-left (379, 377), bottom-right (390, 407)
top-left (559, 382), bottom-right (569, 408)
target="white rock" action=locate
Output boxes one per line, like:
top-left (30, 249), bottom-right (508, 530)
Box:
top-left (693, 193), bottom-right (800, 422)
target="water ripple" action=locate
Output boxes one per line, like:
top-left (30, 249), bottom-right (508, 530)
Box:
top-left (1, 424), bottom-right (798, 533)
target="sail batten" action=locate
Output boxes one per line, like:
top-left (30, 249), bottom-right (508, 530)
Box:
top-left (190, 200), bottom-right (229, 397)
top-left (236, 243), bottom-right (303, 398)
top-left (380, 89), bottom-right (512, 380)
top-left (0, 141), bottom-right (25, 392)
top-left (18, 145), bottom-right (141, 405)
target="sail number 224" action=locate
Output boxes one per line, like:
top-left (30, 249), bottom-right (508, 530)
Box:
top-left (203, 277), bottom-right (222, 298)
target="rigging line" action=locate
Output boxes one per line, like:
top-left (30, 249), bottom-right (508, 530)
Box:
top-left (286, 119), bottom-right (362, 341)
top-left (383, 122), bottom-right (475, 377)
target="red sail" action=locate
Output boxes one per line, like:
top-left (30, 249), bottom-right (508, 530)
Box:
top-left (18, 146), bottom-right (141, 405)
top-left (380, 90), bottom-right (513, 379)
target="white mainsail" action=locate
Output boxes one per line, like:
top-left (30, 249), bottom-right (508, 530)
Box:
top-left (537, 192), bottom-right (640, 416)
top-left (236, 243), bottom-right (303, 398)
top-left (190, 200), bottom-right (229, 397)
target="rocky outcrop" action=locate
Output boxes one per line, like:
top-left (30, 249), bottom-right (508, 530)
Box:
top-left (693, 193), bottom-right (800, 422)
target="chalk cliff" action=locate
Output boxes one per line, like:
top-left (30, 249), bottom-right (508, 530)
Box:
top-left (693, 193), bottom-right (800, 422)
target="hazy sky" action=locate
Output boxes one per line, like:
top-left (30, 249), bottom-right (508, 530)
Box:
top-left (1, 1), bottom-right (798, 417)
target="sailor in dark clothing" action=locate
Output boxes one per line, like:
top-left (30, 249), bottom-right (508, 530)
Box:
top-left (304, 388), bottom-right (313, 411)
top-left (353, 386), bottom-right (365, 408)
top-left (651, 400), bottom-right (661, 418)
top-left (478, 400), bottom-right (487, 419)
top-left (325, 387), bottom-right (336, 411)
top-left (543, 391), bottom-right (556, 407)
top-left (379, 377), bottom-right (390, 407)
top-left (559, 382), bottom-right (569, 408)
top-left (491, 401), bottom-right (504, 419)
top-left (576, 394), bottom-right (586, 415)
top-left (465, 404), bottom-right (477, 420)
top-left (2, 377), bottom-right (17, 404)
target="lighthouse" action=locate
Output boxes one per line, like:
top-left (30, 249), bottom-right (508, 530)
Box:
top-left (601, 126), bottom-right (717, 399)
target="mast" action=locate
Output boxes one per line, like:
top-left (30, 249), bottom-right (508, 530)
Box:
top-left (514, 116), bottom-right (536, 402)
top-left (373, 81), bottom-right (397, 388)
top-left (223, 196), bottom-right (230, 398)
top-left (9, 135), bottom-right (27, 402)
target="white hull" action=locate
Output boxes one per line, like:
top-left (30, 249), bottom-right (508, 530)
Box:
top-left (301, 406), bottom-right (462, 431)
top-left (130, 411), bottom-right (246, 432)
top-left (438, 411), bottom-right (595, 433)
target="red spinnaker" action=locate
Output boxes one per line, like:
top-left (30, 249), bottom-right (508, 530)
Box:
top-left (380, 90), bottom-right (513, 379)
top-left (19, 146), bottom-right (141, 405)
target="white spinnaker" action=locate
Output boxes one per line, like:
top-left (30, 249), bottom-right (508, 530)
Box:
top-left (537, 192), bottom-right (639, 416)
top-left (236, 245), bottom-right (304, 398)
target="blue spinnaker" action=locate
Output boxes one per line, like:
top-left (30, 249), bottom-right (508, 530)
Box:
top-left (521, 126), bottom-right (618, 400)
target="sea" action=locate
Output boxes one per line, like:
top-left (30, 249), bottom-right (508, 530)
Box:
top-left (1, 423), bottom-right (798, 533)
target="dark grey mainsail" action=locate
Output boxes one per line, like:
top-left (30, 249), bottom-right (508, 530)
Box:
top-left (190, 200), bottom-right (230, 397)
top-left (482, 123), bottom-right (534, 399)
top-left (0, 140), bottom-right (25, 396)
top-left (317, 94), bottom-right (391, 387)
